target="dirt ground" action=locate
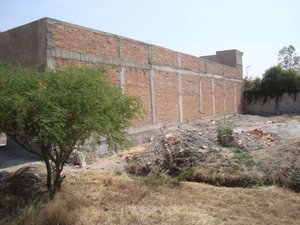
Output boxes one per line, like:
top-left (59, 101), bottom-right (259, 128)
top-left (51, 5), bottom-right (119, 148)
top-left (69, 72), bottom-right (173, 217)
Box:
top-left (2, 114), bottom-right (300, 178)
top-left (1, 114), bottom-right (300, 225)
top-left (123, 114), bottom-right (300, 190)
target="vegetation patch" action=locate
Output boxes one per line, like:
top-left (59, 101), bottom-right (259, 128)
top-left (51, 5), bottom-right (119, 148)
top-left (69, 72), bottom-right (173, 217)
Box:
top-left (243, 66), bottom-right (300, 107)
top-left (142, 170), bottom-right (181, 187)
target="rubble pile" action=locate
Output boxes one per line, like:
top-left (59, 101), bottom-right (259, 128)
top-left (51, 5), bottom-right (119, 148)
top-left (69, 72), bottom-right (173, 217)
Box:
top-left (232, 128), bottom-right (274, 149)
top-left (127, 127), bottom-right (216, 176)
top-left (126, 117), bottom-right (280, 176)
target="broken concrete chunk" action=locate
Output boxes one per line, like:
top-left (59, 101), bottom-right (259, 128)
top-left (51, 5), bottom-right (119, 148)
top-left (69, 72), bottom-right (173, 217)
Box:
top-left (66, 150), bottom-right (87, 167)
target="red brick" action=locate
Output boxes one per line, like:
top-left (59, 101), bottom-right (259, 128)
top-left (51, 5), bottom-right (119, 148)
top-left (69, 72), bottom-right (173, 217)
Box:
top-left (236, 82), bottom-right (243, 112)
top-left (182, 75), bottom-right (201, 121)
top-left (180, 53), bottom-right (198, 70)
top-left (153, 46), bottom-right (178, 67)
top-left (198, 58), bottom-right (206, 72)
top-left (125, 67), bottom-right (152, 125)
top-left (225, 80), bottom-right (235, 113)
top-left (215, 79), bottom-right (225, 115)
top-left (54, 58), bottom-right (120, 86)
top-left (155, 70), bottom-right (179, 124)
top-left (206, 61), bottom-right (223, 75)
top-left (201, 77), bottom-right (214, 117)
top-left (54, 24), bottom-right (119, 58)
top-left (122, 39), bottom-right (149, 64)
top-left (223, 65), bottom-right (235, 78)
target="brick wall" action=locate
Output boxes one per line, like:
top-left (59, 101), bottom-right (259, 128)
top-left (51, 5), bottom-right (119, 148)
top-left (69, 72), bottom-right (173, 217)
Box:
top-left (0, 18), bottom-right (244, 133)
top-left (155, 70), bottom-right (179, 125)
top-left (182, 75), bottom-right (201, 122)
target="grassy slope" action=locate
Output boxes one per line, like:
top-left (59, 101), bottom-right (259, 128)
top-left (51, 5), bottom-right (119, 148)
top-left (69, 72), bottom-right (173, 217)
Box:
top-left (62, 171), bottom-right (300, 225)
top-left (2, 168), bottom-right (300, 225)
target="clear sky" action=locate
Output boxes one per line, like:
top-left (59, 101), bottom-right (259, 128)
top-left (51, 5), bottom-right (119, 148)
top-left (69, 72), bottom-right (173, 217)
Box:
top-left (0, 0), bottom-right (299, 78)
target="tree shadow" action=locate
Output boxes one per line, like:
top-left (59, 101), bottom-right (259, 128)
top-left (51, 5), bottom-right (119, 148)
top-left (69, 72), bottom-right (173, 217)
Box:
top-left (0, 137), bottom-right (39, 169)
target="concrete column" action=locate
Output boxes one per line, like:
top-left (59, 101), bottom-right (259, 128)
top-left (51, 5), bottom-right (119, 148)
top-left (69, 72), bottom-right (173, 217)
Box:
top-left (223, 80), bottom-right (226, 114)
top-left (46, 20), bottom-right (56, 69)
top-left (234, 82), bottom-right (237, 112)
top-left (118, 37), bottom-right (126, 93)
top-left (177, 52), bottom-right (181, 67)
top-left (150, 69), bottom-right (157, 124)
top-left (120, 66), bottom-right (126, 93)
top-left (212, 78), bottom-right (216, 116)
top-left (148, 45), bottom-right (154, 64)
top-left (178, 74), bottom-right (183, 123)
top-left (118, 37), bottom-right (124, 59)
top-left (199, 79), bottom-right (203, 113)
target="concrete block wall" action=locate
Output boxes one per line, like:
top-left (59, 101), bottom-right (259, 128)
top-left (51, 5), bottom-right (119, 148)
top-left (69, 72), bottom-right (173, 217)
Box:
top-left (244, 93), bottom-right (300, 115)
top-left (0, 19), bottom-right (47, 67)
top-left (0, 18), bottom-right (244, 140)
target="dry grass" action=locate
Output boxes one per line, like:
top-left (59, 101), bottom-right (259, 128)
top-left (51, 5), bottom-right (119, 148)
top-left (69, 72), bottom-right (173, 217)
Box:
top-left (7, 193), bottom-right (81, 225)
top-left (61, 171), bottom-right (300, 225)
top-left (2, 169), bottom-right (300, 225)
top-left (117, 146), bottom-right (145, 157)
top-left (292, 115), bottom-right (300, 121)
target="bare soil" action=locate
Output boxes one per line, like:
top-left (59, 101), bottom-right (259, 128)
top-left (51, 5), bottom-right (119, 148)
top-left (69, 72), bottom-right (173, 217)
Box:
top-left (125, 114), bottom-right (300, 190)
top-left (1, 114), bottom-right (300, 225)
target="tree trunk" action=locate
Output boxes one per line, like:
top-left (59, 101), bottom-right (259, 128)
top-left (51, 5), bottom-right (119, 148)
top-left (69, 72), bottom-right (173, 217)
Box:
top-left (53, 163), bottom-right (63, 195)
top-left (44, 158), bottom-right (54, 199)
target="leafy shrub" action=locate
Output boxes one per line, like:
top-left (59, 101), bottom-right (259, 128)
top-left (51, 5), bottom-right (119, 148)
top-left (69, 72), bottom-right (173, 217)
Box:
top-left (216, 118), bottom-right (234, 144)
top-left (142, 169), bottom-right (180, 187)
top-left (0, 63), bottom-right (141, 198)
top-left (243, 66), bottom-right (300, 107)
top-left (125, 161), bottom-right (145, 175)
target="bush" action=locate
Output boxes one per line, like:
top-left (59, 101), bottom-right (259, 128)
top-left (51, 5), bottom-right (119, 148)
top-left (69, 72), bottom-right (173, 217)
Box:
top-left (243, 66), bottom-right (300, 107)
top-left (216, 118), bottom-right (234, 145)
top-left (142, 168), bottom-right (180, 187)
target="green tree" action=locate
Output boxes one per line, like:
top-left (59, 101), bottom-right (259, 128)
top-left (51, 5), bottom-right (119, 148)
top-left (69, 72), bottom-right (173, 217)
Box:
top-left (0, 63), bottom-right (141, 198)
top-left (243, 66), bottom-right (300, 107)
top-left (278, 45), bottom-right (300, 73)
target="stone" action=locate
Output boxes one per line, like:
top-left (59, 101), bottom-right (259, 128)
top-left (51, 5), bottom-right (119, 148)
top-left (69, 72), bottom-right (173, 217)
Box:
top-left (66, 150), bottom-right (87, 167)
top-left (0, 133), bottom-right (7, 146)
top-left (23, 172), bottom-right (41, 183)
top-left (219, 134), bottom-right (235, 147)
top-left (201, 144), bottom-right (208, 149)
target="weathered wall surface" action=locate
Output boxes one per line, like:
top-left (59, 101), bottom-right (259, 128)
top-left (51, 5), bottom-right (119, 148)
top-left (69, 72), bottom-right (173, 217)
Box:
top-left (0, 19), bottom-right (47, 67)
top-left (0, 18), bottom-right (244, 142)
top-left (244, 93), bottom-right (300, 115)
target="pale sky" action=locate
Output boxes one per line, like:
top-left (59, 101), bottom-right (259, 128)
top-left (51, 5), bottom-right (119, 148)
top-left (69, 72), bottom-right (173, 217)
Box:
top-left (0, 0), bottom-right (299, 78)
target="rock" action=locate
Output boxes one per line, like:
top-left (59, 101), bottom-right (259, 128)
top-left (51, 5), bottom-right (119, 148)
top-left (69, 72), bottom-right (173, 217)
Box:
top-left (66, 150), bottom-right (87, 167)
top-left (201, 144), bottom-right (208, 149)
top-left (0, 132), bottom-right (7, 146)
top-left (24, 172), bottom-right (40, 181)
top-left (0, 171), bottom-right (10, 181)
top-left (219, 134), bottom-right (235, 147)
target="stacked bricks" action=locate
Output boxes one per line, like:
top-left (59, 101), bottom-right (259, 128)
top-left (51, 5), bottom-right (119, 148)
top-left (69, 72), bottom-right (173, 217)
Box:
top-left (0, 18), bottom-right (244, 131)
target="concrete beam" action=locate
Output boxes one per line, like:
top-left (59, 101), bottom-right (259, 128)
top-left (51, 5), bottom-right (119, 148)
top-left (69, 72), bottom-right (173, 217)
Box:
top-left (50, 49), bottom-right (243, 83)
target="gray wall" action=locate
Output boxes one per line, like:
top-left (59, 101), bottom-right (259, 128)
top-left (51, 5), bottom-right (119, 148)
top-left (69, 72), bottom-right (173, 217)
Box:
top-left (201, 49), bottom-right (243, 68)
top-left (0, 18), bottom-right (47, 67)
top-left (244, 93), bottom-right (300, 115)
